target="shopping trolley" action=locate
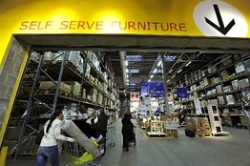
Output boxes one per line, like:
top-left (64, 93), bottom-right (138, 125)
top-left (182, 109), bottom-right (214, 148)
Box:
top-left (106, 135), bottom-right (115, 147)
top-left (64, 140), bottom-right (104, 166)
top-left (129, 127), bottom-right (136, 146)
top-left (106, 126), bottom-right (116, 147)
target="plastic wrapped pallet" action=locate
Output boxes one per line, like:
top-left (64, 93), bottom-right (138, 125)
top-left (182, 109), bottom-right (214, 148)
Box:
top-left (61, 120), bottom-right (101, 159)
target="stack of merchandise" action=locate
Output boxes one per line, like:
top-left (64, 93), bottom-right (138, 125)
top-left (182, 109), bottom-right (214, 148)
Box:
top-left (196, 117), bottom-right (211, 137)
top-left (164, 120), bottom-right (178, 137)
top-left (185, 117), bottom-right (196, 137)
top-left (185, 117), bottom-right (196, 132)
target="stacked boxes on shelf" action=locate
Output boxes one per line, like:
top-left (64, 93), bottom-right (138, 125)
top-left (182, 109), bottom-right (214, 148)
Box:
top-left (39, 81), bottom-right (72, 94)
top-left (84, 62), bottom-right (91, 79)
top-left (88, 88), bottom-right (97, 103)
top-left (44, 51), bottom-right (84, 74)
top-left (64, 81), bottom-right (81, 97)
top-left (196, 117), bottom-right (211, 137)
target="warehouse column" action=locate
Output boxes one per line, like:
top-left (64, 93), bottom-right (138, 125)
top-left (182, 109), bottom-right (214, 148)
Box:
top-left (161, 54), bottom-right (170, 115)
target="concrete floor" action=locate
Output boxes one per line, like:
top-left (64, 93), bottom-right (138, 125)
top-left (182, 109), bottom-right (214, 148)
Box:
top-left (6, 119), bottom-right (250, 166)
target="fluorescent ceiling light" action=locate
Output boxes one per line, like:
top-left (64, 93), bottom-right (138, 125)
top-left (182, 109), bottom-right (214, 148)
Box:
top-left (126, 55), bottom-right (142, 61)
top-left (148, 79), bottom-right (151, 82)
top-left (150, 75), bottom-right (153, 78)
top-left (186, 61), bottom-right (191, 67)
top-left (167, 79), bottom-right (170, 82)
top-left (157, 61), bottom-right (162, 67)
top-left (157, 69), bottom-right (163, 73)
top-left (177, 69), bottom-right (182, 74)
top-left (126, 74), bottom-right (129, 78)
top-left (125, 60), bottom-right (128, 66)
top-left (130, 69), bottom-right (139, 73)
top-left (126, 69), bottom-right (129, 73)
top-left (153, 69), bottom-right (157, 73)
top-left (172, 75), bottom-right (175, 78)
top-left (166, 55), bottom-right (176, 61)
top-left (157, 55), bottom-right (176, 61)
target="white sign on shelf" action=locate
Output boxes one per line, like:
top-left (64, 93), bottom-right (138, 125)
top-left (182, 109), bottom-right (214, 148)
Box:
top-left (194, 98), bottom-right (202, 115)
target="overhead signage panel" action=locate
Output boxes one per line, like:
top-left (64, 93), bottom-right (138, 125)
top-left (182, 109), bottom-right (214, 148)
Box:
top-left (1, 0), bottom-right (250, 68)
top-left (177, 88), bottom-right (188, 98)
top-left (0, 0), bottom-right (249, 37)
top-left (140, 82), bottom-right (164, 97)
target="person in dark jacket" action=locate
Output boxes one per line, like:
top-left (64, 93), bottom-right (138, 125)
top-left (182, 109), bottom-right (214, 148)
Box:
top-left (121, 113), bottom-right (133, 151)
top-left (91, 109), bottom-right (110, 155)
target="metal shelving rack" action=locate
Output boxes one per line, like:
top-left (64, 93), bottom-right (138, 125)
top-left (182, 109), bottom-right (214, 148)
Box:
top-left (10, 50), bottom-right (121, 158)
top-left (14, 52), bottom-right (70, 158)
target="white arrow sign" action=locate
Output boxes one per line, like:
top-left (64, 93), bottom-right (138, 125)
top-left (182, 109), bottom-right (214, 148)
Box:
top-left (193, 0), bottom-right (248, 37)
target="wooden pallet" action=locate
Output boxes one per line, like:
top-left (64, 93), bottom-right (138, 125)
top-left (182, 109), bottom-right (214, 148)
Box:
top-left (198, 133), bottom-right (211, 137)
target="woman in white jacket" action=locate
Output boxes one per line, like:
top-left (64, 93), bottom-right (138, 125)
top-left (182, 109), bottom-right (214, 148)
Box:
top-left (36, 109), bottom-right (75, 166)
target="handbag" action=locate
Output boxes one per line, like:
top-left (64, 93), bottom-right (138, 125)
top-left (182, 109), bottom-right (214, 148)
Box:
top-left (35, 130), bottom-right (44, 145)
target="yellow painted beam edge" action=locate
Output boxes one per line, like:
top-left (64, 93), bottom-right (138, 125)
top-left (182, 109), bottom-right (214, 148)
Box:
top-left (0, 44), bottom-right (30, 162)
top-left (0, 146), bottom-right (8, 165)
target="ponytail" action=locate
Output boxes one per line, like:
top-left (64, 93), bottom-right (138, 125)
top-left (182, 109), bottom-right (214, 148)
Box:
top-left (46, 109), bottom-right (62, 133)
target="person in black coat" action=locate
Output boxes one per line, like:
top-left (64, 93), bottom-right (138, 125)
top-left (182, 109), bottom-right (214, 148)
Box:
top-left (121, 113), bottom-right (133, 151)
top-left (91, 109), bottom-right (110, 155)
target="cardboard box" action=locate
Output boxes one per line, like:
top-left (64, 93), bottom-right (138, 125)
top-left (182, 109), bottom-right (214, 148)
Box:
top-left (244, 59), bottom-right (250, 72)
top-left (65, 81), bottom-right (81, 96)
top-left (82, 89), bottom-right (86, 99)
top-left (231, 80), bottom-right (239, 90)
top-left (5, 126), bottom-right (22, 140)
top-left (84, 63), bottom-right (91, 79)
top-left (235, 62), bottom-right (246, 74)
top-left (164, 129), bottom-right (178, 137)
top-left (239, 78), bottom-right (250, 88)
top-left (217, 96), bottom-right (225, 105)
top-left (39, 81), bottom-right (71, 94)
top-left (221, 70), bottom-right (229, 81)
top-left (223, 86), bottom-right (232, 93)
top-left (226, 95), bottom-right (235, 105)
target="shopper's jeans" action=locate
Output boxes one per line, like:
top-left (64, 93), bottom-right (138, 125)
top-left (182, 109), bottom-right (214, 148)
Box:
top-left (36, 145), bottom-right (59, 166)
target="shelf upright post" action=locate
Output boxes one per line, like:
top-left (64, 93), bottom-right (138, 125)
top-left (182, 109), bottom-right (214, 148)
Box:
top-left (161, 54), bottom-right (170, 115)
top-left (52, 51), bottom-right (67, 113)
top-left (15, 54), bottom-right (45, 159)
top-left (78, 52), bottom-right (87, 110)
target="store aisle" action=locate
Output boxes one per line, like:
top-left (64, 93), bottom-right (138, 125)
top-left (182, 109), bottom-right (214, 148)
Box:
top-left (101, 119), bottom-right (250, 166)
top-left (6, 119), bottom-right (250, 166)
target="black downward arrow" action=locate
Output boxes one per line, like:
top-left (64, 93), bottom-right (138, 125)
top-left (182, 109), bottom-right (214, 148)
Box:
top-left (205, 4), bottom-right (235, 35)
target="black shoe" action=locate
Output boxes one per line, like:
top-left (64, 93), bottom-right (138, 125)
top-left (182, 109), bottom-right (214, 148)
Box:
top-left (126, 147), bottom-right (129, 151)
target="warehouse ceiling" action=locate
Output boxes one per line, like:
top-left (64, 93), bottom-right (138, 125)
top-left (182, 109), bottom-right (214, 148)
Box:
top-left (17, 35), bottom-right (250, 93)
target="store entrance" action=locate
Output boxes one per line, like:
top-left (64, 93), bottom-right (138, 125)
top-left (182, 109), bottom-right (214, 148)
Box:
top-left (3, 34), bottom-right (250, 158)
